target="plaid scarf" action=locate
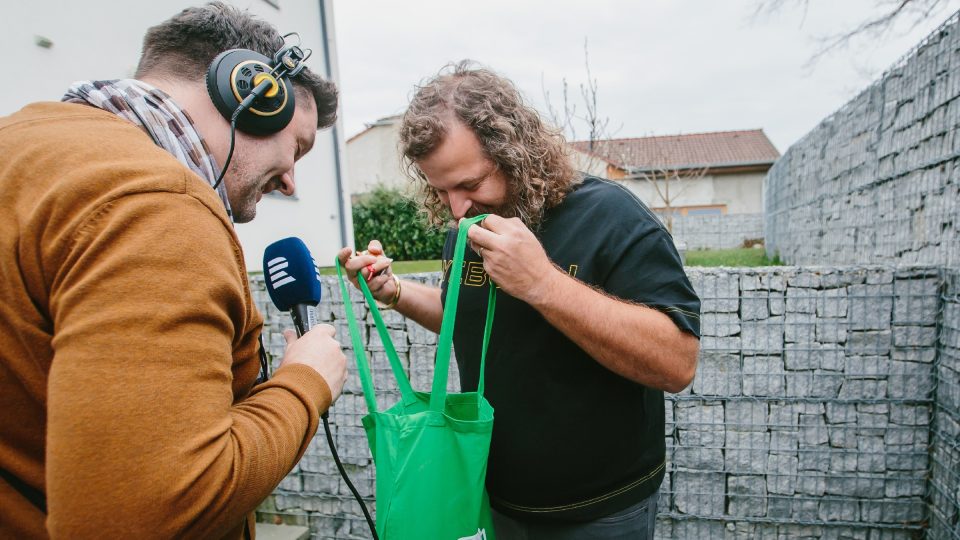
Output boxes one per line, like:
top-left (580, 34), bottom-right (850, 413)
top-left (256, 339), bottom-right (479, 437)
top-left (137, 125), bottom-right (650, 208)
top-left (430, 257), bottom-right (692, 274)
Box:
top-left (63, 79), bottom-right (233, 221)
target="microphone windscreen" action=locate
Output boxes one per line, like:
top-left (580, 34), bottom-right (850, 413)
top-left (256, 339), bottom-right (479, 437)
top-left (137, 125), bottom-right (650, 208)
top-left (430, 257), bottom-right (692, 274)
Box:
top-left (263, 237), bottom-right (322, 311)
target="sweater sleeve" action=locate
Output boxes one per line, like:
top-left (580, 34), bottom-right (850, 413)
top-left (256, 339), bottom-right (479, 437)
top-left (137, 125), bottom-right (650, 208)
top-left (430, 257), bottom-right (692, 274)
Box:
top-left (45, 189), bottom-right (331, 539)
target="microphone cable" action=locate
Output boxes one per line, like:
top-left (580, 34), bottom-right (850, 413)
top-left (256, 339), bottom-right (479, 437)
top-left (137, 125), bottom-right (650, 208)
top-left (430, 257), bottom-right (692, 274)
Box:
top-left (322, 412), bottom-right (379, 539)
top-left (258, 334), bottom-right (379, 539)
top-left (211, 110), bottom-right (239, 192)
top-left (212, 78), bottom-right (275, 191)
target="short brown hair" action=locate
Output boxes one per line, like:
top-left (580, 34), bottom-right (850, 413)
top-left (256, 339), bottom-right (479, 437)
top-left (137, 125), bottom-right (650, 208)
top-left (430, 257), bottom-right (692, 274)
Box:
top-left (400, 60), bottom-right (579, 229)
top-left (135, 1), bottom-right (337, 129)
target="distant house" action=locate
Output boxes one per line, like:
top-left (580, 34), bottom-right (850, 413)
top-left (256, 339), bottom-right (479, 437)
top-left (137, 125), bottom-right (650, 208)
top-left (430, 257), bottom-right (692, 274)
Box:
top-left (346, 119), bottom-right (780, 217)
top-left (570, 129), bottom-right (780, 215)
top-left (346, 114), bottom-right (408, 196)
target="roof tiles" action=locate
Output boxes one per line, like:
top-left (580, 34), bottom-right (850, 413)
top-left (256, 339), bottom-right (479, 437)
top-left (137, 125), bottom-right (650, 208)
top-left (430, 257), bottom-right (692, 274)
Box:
top-left (571, 129), bottom-right (780, 171)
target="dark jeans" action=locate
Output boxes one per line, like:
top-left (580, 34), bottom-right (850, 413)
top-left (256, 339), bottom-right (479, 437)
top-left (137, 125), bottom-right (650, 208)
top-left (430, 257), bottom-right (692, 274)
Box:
top-left (490, 490), bottom-right (659, 540)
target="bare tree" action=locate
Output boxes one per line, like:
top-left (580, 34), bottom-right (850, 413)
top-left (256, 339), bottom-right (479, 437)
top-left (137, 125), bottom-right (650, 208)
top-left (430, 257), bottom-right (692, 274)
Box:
top-left (542, 39), bottom-right (709, 234)
top-left (625, 152), bottom-right (708, 234)
top-left (577, 41), bottom-right (610, 150)
top-left (541, 74), bottom-right (576, 140)
top-left (542, 39), bottom-right (619, 175)
top-left (753, 0), bottom-right (958, 64)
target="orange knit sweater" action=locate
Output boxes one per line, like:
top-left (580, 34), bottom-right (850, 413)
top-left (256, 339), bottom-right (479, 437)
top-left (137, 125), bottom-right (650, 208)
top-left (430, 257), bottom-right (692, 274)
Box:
top-left (0, 102), bottom-right (331, 539)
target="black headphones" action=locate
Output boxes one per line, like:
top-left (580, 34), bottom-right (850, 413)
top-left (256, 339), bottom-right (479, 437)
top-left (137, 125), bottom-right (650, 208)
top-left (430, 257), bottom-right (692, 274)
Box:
top-left (206, 35), bottom-right (311, 190)
top-left (205, 36), bottom-right (310, 136)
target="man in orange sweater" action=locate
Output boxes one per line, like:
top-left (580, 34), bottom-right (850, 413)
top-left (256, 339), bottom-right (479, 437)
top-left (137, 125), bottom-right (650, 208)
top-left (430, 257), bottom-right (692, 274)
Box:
top-left (0, 3), bottom-right (347, 538)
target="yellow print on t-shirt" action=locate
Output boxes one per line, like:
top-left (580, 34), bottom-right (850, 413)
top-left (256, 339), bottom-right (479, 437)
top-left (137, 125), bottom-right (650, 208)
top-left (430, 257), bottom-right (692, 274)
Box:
top-left (441, 260), bottom-right (578, 287)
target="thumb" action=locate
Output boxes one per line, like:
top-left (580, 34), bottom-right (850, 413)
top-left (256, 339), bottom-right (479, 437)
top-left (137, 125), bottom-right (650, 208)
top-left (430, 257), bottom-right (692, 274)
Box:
top-left (283, 329), bottom-right (297, 346)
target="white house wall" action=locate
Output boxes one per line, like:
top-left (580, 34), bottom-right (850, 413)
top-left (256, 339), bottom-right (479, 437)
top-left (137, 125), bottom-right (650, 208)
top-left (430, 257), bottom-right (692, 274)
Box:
top-left (4, 0), bottom-right (351, 271)
top-left (621, 172), bottom-right (764, 214)
top-left (346, 122), bottom-right (409, 194)
top-left (622, 176), bottom-right (716, 211)
top-left (711, 172), bottom-right (764, 214)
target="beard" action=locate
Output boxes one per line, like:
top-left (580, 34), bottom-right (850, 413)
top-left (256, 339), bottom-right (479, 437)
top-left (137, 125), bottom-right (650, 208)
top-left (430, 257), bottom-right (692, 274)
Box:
top-left (464, 203), bottom-right (499, 219)
top-left (462, 183), bottom-right (527, 225)
top-left (225, 160), bottom-right (262, 224)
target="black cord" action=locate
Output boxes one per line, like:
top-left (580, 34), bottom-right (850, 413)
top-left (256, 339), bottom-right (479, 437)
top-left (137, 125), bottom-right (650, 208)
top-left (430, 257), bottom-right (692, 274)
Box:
top-left (323, 413), bottom-right (379, 539)
top-left (212, 78), bottom-right (273, 191)
top-left (257, 344), bottom-right (376, 537)
top-left (256, 335), bottom-right (270, 385)
top-left (212, 112), bottom-right (239, 191)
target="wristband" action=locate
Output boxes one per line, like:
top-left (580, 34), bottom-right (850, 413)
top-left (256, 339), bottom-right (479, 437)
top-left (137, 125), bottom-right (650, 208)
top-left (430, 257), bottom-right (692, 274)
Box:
top-left (376, 274), bottom-right (402, 310)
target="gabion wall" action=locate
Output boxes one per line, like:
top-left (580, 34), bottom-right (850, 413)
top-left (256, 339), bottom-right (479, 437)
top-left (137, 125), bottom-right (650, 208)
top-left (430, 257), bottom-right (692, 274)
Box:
top-left (663, 266), bottom-right (940, 539)
top-left (251, 265), bottom-right (953, 539)
top-left (764, 11), bottom-right (960, 268)
top-left (762, 9), bottom-right (960, 539)
top-left (931, 269), bottom-right (960, 540)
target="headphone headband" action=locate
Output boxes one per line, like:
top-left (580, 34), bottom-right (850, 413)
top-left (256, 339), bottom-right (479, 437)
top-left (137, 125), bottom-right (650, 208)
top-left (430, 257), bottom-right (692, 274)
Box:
top-left (273, 43), bottom-right (308, 78)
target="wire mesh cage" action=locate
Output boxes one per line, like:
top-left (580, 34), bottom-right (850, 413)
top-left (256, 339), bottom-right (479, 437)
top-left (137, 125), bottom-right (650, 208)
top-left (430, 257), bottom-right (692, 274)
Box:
top-left (660, 266), bottom-right (941, 539)
top-left (251, 262), bottom-right (959, 539)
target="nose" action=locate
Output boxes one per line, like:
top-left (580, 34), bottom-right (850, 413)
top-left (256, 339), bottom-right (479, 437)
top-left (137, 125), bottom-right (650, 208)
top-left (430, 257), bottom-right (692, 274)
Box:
top-left (278, 170), bottom-right (296, 196)
top-left (447, 192), bottom-right (472, 220)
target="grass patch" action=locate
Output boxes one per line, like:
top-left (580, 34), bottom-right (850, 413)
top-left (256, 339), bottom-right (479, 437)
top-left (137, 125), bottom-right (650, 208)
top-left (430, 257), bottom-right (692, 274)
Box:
top-left (315, 250), bottom-right (779, 275)
top-left (315, 250), bottom-right (779, 276)
top-left (684, 248), bottom-right (783, 267)
top-left (318, 259), bottom-right (442, 276)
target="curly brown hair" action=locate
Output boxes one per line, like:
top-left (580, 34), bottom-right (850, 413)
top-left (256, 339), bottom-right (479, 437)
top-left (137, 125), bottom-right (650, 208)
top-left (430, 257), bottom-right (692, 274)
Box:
top-left (399, 60), bottom-right (580, 229)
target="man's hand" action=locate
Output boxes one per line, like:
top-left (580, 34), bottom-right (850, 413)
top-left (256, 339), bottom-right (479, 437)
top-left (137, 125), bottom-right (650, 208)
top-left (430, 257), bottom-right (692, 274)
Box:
top-left (336, 240), bottom-right (396, 304)
top-left (279, 325), bottom-right (348, 401)
top-left (464, 215), bottom-right (562, 304)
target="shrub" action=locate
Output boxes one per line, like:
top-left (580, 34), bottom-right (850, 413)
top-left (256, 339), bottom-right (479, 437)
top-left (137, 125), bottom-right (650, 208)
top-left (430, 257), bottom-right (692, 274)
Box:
top-left (352, 186), bottom-right (447, 260)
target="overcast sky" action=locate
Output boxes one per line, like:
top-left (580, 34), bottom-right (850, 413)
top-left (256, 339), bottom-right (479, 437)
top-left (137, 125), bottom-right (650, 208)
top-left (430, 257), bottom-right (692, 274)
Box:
top-left (332, 0), bottom-right (958, 152)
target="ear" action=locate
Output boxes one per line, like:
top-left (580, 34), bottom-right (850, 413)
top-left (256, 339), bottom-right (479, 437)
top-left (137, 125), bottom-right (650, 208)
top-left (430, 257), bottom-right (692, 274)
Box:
top-left (206, 49), bottom-right (296, 135)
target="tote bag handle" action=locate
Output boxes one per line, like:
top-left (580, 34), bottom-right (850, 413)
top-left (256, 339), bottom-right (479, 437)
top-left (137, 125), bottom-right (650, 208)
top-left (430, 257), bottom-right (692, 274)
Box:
top-left (335, 258), bottom-right (417, 413)
top-left (430, 215), bottom-right (497, 413)
top-left (334, 214), bottom-right (496, 415)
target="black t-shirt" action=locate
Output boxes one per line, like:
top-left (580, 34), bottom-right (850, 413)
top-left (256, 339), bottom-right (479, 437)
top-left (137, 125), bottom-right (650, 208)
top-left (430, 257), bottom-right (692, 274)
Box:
top-left (440, 176), bottom-right (701, 522)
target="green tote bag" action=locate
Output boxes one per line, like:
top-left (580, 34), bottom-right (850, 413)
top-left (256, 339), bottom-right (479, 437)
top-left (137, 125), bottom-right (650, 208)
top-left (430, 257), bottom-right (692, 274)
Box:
top-left (335, 215), bottom-right (497, 540)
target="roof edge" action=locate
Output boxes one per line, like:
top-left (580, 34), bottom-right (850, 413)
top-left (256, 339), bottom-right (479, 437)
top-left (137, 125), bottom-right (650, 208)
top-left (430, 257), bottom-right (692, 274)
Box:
top-left (625, 159), bottom-right (778, 174)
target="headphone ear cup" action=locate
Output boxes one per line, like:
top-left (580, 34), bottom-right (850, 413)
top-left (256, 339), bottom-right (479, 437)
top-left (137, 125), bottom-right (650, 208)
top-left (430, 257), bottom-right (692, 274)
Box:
top-left (205, 49), bottom-right (296, 136)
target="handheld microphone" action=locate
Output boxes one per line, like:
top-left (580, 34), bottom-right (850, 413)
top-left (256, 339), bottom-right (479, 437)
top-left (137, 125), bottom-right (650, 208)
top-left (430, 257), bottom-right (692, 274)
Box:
top-left (263, 237), bottom-right (322, 337)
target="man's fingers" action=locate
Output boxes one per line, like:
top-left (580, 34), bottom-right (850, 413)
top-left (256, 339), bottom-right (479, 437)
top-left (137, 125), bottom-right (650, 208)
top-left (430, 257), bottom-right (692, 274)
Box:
top-left (306, 324), bottom-right (336, 337)
top-left (346, 253), bottom-right (378, 272)
top-left (283, 329), bottom-right (297, 345)
top-left (360, 256), bottom-right (393, 279)
top-left (368, 240), bottom-right (384, 255)
top-left (478, 213), bottom-right (509, 233)
top-left (337, 246), bottom-right (354, 265)
top-left (467, 222), bottom-right (500, 250)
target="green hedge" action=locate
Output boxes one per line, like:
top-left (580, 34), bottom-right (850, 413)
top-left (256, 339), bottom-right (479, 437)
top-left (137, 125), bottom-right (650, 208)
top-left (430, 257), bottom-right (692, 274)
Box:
top-left (352, 186), bottom-right (447, 260)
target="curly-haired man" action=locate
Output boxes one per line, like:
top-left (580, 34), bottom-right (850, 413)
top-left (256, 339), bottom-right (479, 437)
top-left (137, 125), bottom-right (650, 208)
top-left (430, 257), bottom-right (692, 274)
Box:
top-left (339, 61), bottom-right (701, 539)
